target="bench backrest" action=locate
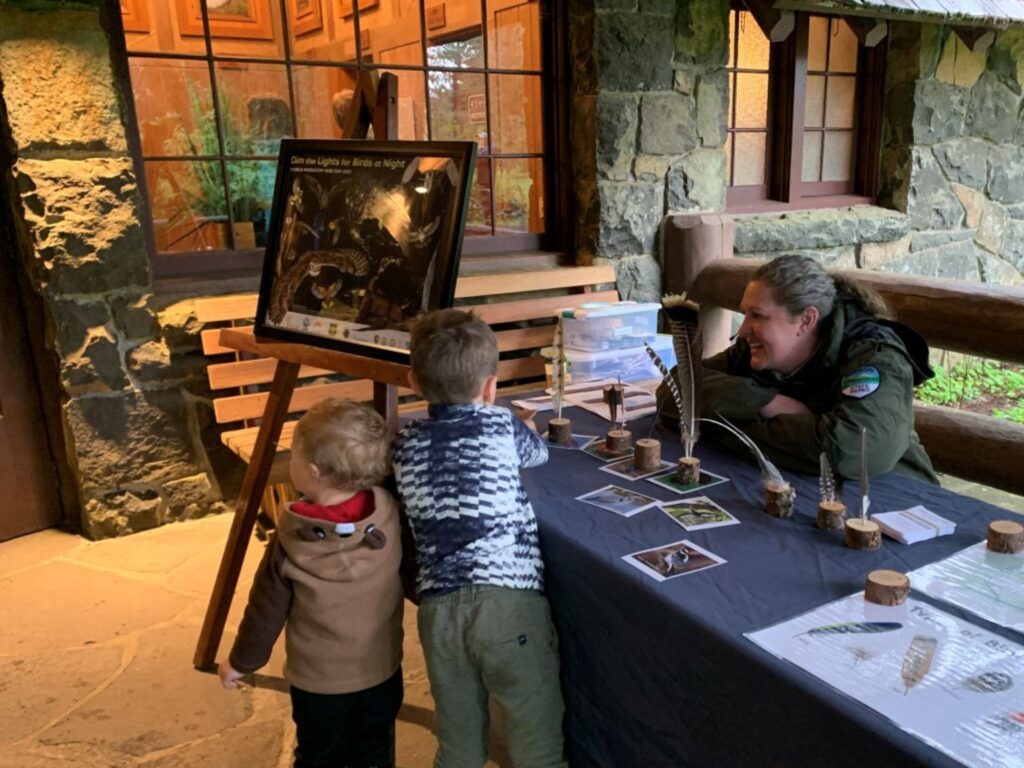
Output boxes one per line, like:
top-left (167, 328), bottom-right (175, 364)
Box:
top-left (196, 264), bottom-right (619, 428)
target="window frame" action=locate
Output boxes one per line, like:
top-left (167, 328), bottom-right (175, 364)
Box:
top-left (110, 0), bottom-right (571, 281)
top-left (726, 8), bottom-right (886, 213)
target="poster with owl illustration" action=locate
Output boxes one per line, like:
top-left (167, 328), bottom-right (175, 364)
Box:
top-left (255, 139), bottom-right (476, 361)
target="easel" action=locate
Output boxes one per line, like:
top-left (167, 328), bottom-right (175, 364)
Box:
top-left (194, 72), bottom-right (400, 670)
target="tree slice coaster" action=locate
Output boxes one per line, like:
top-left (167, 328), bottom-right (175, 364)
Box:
top-left (865, 569), bottom-right (910, 606)
top-left (675, 456), bottom-right (701, 485)
top-left (547, 417), bottom-right (573, 446)
top-left (634, 438), bottom-right (662, 472)
top-left (765, 482), bottom-right (795, 518)
top-left (987, 520), bottom-right (1024, 554)
top-left (845, 518), bottom-right (882, 550)
top-left (817, 500), bottom-right (847, 531)
top-left (605, 429), bottom-right (632, 454)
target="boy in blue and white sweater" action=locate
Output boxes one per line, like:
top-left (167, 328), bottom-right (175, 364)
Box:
top-left (392, 308), bottom-right (567, 768)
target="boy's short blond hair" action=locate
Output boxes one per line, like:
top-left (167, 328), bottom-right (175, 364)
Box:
top-left (410, 309), bottom-right (498, 404)
top-left (292, 399), bottom-right (389, 489)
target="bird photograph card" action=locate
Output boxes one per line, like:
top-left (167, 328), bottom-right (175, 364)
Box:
top-left (599, 456), bottom-right (673, 481)
top-left (255, 139), bottom-right (476, 362)
top-left (623, 539), bottom-right (726, 582)
top-left (646, 468), bottom-right (729, 496)
top-left (660, 496), bottom-right (739, 531)
top-left (576, 485), bottom-right (660, 517)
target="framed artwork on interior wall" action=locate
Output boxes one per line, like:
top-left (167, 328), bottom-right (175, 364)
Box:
top-left (291, 0), bottom-right (323, 36)
top-left (255, 139), bottom-right (477, 362)
top-left (120, 0), bottom-right (150, 33)
top-left (176, 0), bottom-right (275, 40)
top-left (338, 0), bottom-right (379, 18)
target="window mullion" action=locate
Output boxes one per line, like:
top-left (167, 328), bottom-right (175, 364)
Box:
top-left (778, 15), bottom-right (809, 203)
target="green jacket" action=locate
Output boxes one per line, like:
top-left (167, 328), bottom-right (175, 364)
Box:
top-left (663, 301), bottom-right (938, 484)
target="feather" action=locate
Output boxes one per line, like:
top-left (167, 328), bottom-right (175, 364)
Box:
top-left (604, 383), bottom-right (622, 426)
top-left (661, 293), bottom-right (702, 455)
top-left (819, 452), bottom-right (836, 504)
top-left (901, 635), bottom-right (937, 694)
top-left (799, 621), bottom-right (902, 637)
top-left (699, 413), bottom-right (787, 487)
top-left (551, 317), bottom-right (567, 419)
top-left (645, 343), bottom-right (692, 455)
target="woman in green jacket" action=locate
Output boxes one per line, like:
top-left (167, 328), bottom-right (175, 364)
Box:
top-left (679, 254), bottom-right (938, 484)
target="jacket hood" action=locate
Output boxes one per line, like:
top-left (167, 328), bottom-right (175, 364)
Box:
top-left (832, 301), bottom-right (934, 386)
top-left (276, 486), bottom-right (398, 584)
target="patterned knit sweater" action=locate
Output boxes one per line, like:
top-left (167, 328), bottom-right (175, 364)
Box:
top-left (392, 403), bottom-right (549, 596)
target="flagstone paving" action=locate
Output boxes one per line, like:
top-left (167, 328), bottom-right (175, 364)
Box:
top-left (0, 514), bottom-right (508, 768)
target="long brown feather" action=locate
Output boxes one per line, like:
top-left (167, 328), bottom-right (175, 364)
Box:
top-left (901, 635), bottom-right (937, 694)
top-left (662, 293), bottom-right (702, 456)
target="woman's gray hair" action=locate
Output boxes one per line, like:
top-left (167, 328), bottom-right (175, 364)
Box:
top-left (752, 254), bottom-right (890, 319)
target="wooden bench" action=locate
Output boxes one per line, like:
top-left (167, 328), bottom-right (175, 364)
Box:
top-left (196, 263), bottom-right (619, 519)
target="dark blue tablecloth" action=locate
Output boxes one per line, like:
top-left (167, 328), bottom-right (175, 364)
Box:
top-left (523, 406), bottom-right (1019, 768)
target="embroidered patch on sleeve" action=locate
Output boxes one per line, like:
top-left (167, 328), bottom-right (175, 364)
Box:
top-left (841, 366), bottom-right (881, 398)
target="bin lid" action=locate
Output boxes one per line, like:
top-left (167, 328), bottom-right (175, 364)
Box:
top-left (558, 301), bottom-right (661, 319)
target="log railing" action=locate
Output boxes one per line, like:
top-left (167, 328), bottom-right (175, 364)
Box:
top-left (690, 259), bottom-right (1024, 496)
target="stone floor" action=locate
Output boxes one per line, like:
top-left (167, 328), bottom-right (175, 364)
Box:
top-left (0, 515), bottom-right (509, 768)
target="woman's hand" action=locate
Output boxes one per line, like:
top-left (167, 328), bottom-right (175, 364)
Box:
top-left (760, 394), bottom-right (811, 419)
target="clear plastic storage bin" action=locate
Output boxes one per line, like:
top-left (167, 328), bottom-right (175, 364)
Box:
top-left (560, 301), bottom-right (660, 351)
top-left (564, 334), bottom-right (677, 383)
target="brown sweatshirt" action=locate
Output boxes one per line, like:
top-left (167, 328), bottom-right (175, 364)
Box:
top-left (228, 486), bottom-right (404, 694)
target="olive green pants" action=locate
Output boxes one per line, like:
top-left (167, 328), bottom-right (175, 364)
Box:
top-left (418, 585), bottom-right (567, 768)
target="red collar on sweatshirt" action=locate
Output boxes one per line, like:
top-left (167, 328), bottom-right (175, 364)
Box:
top-left (291, 490), bottom-right (375, 524)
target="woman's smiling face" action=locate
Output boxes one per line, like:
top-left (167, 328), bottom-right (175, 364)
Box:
top-left (738, 280), bottom-right (818, 375)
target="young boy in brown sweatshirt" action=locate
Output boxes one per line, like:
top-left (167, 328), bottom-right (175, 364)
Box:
top-left (219, 398), bottom-right (404, 768)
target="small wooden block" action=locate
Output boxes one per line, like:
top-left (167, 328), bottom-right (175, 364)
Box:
top-left (765, 482), bottom-right (795, 518)
top-left (865, 569), bottom-right (910, 606)
top-left (547, 417), bottom-right (573, 447)
top-left (845, 518), bottom-right (882, 551)
top-left (817, 500), bottom-right (847, 531)
top-left (605, 428), bottom-right (632, 454)
top-left (634, 438), bottom-right (662, 472)
top-left (987, 519), bottom-right (1024, 554)
top-left (675, 456), bottom-right (700, 485)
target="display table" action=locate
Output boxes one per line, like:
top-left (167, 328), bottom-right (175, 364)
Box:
top-left (524, 406), bottom-right (1020, 767)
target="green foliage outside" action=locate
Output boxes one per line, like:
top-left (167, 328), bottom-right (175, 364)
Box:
top-left (915, 357), bottom-right (1024, 424)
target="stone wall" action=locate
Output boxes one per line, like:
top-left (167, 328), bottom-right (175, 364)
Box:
top-left (0, 5), bottom-right (238, 538)
top-left (577, 2), bottom-right (1024, 292)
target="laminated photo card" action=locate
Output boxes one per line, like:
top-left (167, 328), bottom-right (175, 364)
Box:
top-left (623, 539), bottom-right (726, 582)
top-left (660, 496), bottom-right (739, 531)
top-left (647, 469), bottom-right (729, 496)
top-left (599, 456), bottom-right (673, 481)
top-left (576, 485), bottom-right (660, 518)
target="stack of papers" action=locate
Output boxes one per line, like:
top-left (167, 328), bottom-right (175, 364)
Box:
top-left (870, 505), bottom-right (956, 544)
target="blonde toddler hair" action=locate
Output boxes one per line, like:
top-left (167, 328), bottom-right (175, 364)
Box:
top-left (292, 398), bottom-right (389, 490)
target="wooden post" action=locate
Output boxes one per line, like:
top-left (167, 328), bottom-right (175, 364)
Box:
top-left (635, 438), bottom-right (662, 472)
top-left (845, 518), bottom-right (882, 551)
top-left (676, 456), bottom-right (700, 485)
top-left (194, 360), bottom-right (300, 669)
top-left (548, 417), bottom-right (573, 446)
top-left (817, 500), bottom-right (847, 530)
top-left (765, 482), bottom-right (795, 518)
top-left (662, 214), bottom-right (734, 357)
top-left (987, 520), bottom-right (1024, 554)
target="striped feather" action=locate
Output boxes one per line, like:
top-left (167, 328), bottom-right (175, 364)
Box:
top-left (800, 621), bottom-right (903, 637)
top-left (819, 452), bottom-right (837, 504)
top-left (662, 294), bottom-right (702, 456)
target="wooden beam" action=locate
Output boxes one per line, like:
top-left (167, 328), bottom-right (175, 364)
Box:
top-left (952, 26), bottom-right (995, 55)
top-left (914, 403), bottom-right (1024, 496)
top-left (691, 260), bottom-right (1024, 365)
top-left (742, 0), bottom-right (795, 42)
top-left (848, 17), bottom-right (887, 48)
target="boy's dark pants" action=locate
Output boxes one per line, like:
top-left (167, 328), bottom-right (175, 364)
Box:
top-left (290, 668), bottom-right (403, 768)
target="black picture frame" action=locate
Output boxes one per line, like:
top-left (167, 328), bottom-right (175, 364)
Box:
top-left (254, 138), bottom-right (477, 362)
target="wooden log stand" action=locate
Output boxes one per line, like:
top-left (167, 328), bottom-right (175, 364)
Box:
top-left (865, 569), bottom-right (910, 606)
top-left (845, 518), bottom-right (882, 551)
top-left (605, 429), bottom-right (632, 454)
top-left (634, 438), bottom-right (662, 472)
top-left (676, 456), bottom-right (701, 485)
top-left (817, 500), bottom-right (847, 530)
top-left (765, 482), bottom-right (795, 518)
top-left (987, 520), bottom-right (1024, 554)
top-left (547, 417), bottom-right (573, 446)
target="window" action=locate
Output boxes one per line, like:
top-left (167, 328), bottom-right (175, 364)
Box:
top-left (726, 8), bottom-right (885, 210)
top-left (119, 0), bottom-right (561, 277)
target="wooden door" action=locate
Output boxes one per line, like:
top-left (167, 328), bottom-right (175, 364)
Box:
top-left (0, 223), bottom-right (62, 541)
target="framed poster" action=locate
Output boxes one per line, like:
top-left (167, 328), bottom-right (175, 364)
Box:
top-left (120, 0), bottom-right (151, 33)
top-left (176, 0), bottom-right (274, 40)
top-left (291, 0), bottom-right (323, 36)
top-left (254, 139), bottom-right (477, 362)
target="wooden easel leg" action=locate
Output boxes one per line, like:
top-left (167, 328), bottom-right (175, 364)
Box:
top-left (193, 360), bottom-right (300, 670)
top-left (374, 381), bottom-right (399, 435)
